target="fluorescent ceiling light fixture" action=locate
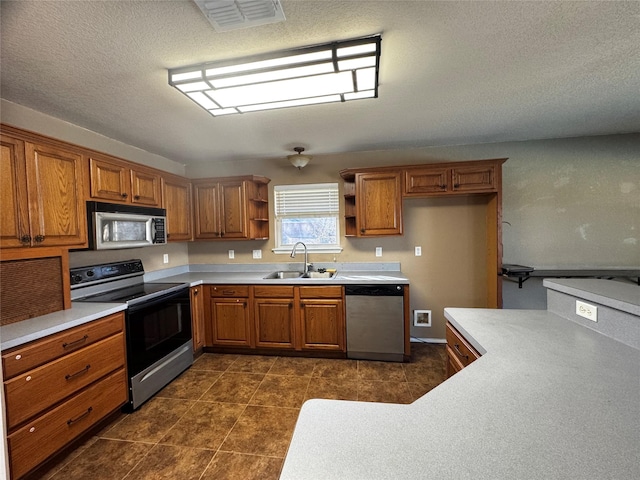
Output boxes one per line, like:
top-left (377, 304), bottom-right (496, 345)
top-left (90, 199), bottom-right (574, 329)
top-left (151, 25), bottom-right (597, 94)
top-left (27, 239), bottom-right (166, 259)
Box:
top-left (168, 34), bottom-right (381, 117)
top-left (194, 0), bottom-right (286, 33)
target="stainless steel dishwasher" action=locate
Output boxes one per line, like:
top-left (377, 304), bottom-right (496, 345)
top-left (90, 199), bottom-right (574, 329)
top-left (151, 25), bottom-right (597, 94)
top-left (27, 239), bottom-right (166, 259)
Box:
top-left (345, 284), bottom-right (405, 362)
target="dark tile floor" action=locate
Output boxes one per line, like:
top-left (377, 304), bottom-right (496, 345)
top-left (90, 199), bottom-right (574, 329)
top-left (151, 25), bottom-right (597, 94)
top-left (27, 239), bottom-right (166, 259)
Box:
top-left (27, 343), bottom-right (446, 480)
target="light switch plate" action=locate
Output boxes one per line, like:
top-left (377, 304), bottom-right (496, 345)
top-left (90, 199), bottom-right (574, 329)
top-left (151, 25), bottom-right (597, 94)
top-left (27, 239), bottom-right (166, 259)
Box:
top-left (252, 249), bottom-right (262, 259)
top-left (375, 247), bottom-right (382, 257)
top-left (415, 246), bottom-right (422, 256)
top-left (163, 254), bottom-right (169, 264)
top-left (228, 250), bottom-right (235, 259)
top-left (576, 300), bottom-right (597, 322)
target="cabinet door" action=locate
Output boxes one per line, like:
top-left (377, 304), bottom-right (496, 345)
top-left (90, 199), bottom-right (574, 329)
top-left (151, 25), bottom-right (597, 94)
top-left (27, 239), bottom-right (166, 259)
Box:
top-left (26, 142), bottom-right (87, 247)
top-left (130, 168), bottom-right (161, 206)
top-left (0, 135), bottom-right (30, 248)
top-left (219, 180), bottom-right (247, 239)
top-left (356, 172), bottom-right (403, 236)
top-left (451, 164), bottom-right (496, 193)
top-left (404, 167), bottom-right (449, 196)
top-left (162, 176), bottom-right (193, 241)
top-left (89, 156), bottom-right (130, 202)
top-left (210, 298), bottom-right (252, 347)
top-left (299, 299), bottom-right (345, 351)
top-left (190, 286), bottom-right (205, 352)
top-left (254, 298), bottom-right (296, 349)
top-left (193, 182), bottom-right (222, 239)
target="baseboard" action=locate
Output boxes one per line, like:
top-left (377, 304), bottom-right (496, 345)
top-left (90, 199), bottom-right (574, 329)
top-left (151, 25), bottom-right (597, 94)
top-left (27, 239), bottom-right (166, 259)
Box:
top-left (410, 337), bottom-right (446, 344)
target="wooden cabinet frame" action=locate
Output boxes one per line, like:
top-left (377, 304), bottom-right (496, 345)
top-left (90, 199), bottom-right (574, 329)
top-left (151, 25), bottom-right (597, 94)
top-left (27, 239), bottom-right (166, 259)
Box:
top-left (341, 158), bottom-right (506, 308)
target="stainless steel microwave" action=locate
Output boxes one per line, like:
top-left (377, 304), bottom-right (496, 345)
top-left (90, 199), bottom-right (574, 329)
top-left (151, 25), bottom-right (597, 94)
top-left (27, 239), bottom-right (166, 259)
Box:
top-left (86, 202), bottom-right (167, 250)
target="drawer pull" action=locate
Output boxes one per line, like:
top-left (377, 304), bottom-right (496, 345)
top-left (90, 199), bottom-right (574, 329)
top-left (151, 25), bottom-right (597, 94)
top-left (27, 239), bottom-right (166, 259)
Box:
top-left (67, 407), bottom-right (93, 426)
top-left (62, 335), bottom-right (89, 349)
top-left (65, 364), bottom-right (91, 380)
top-left (25, 375), bottom-right (32, 382)
top-left (453, 344), bottom-right (469, 361)
top-left (15, 354), bottom-right (22, 360)
top-left (29, 427), bottom-right (35, 433)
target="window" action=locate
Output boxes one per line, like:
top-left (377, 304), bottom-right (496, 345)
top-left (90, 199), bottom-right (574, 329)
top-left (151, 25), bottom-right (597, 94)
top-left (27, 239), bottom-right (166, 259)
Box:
top-left (273, 183), bottom-right (342, 254)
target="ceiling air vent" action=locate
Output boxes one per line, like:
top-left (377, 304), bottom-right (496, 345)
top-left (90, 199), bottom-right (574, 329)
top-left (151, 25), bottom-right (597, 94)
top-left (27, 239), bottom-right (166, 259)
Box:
top-left (194, 0), bottom-right (286, 32)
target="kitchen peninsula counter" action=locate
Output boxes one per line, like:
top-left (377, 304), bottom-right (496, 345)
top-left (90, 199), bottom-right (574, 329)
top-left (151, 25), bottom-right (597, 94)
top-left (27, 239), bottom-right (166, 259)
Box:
top-left (280, 281), bottom-right (640, 479)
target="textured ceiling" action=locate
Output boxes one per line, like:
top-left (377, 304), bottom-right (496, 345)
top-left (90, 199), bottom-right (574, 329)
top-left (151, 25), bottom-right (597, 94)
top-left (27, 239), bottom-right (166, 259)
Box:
top-left (1, 0), bottom-right (639, 165)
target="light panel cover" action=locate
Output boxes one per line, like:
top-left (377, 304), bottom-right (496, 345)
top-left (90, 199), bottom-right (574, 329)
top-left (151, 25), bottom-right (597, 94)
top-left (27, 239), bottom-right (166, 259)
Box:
top-left (168, 35), bottom-right (381, 116)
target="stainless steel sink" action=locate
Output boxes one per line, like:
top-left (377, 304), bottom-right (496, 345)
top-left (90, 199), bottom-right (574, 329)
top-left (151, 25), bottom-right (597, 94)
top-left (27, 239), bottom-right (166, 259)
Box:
top-left (301, 271), bottom-right (337, 279)
top-left (263, 271), bottom-right (304, 279)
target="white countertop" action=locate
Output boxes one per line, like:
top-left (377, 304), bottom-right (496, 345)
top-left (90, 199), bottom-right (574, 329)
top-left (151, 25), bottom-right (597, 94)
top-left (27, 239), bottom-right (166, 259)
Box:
top-left (0, 302), bottom-right (126, 351)
top-left (280, 307), bottom-right (640, 480)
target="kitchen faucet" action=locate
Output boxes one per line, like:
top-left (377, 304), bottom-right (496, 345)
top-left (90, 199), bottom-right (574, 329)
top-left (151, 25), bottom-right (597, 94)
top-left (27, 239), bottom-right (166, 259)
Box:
top-left (290, 241), bottom-right (309, 274)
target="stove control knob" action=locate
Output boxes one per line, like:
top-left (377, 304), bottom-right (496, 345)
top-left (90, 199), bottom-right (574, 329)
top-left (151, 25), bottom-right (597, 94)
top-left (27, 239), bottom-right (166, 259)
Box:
top-left (86, 270), bottom-right (95, 277)
top-left (71, 274), bottom-right (83, 284)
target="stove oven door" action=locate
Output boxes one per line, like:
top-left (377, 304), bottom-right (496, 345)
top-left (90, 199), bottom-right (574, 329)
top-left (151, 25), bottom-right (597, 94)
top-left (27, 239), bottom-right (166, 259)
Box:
top-left (125, 287), bottom-right (193, 409)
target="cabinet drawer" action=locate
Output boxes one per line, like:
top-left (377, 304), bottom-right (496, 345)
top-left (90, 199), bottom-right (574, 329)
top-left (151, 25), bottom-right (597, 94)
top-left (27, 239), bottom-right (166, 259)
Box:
top-left (2, 313), bottom-right (124, 379)
top-left (4, 333), bottom-right (125, 430)
top-left (209, 285), bottom-right (249, 297)
top-left (253, 285), bottom-right (294, 298)
top-left (299, 286), bottom-right (343, 299)
top-left (445, 323), bottom-right (480, 369)
top-left (8, 368), bottom-right (127, 479)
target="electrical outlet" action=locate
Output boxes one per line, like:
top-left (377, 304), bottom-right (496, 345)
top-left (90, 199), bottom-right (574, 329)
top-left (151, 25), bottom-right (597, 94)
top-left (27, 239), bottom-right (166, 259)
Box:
top-left (576, 300), bottom-right (597, 322)
top-left (252, 249), bottom-right (262, 259)
top-left (163, 254), bottom-right (169, 264)
top-left (375, 247), bottom-right (382, 257)
top-left (228, 250), bottom-right (235, 259)
top-left (415, 246), bottom-right (422, 256)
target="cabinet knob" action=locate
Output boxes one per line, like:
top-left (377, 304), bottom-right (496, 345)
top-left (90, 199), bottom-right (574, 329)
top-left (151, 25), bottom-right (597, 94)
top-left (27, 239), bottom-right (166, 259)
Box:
top-left (194, 289), bottom-right (198, 296)
top-left (453, 184), bottom-right (460, 189)
top-left (29, 427), bottom-right (35, 433)
top-left (15, 354), bottom-right (21, 360)
top-left (440, 185), bottom-right (446, 190)
top-left (25, 375), bottom-right (32, 382)
top-left (20, 234), bottom-right (31, 244)
top-left (34, 235), bottom-right (45, 243)
top-left (360, 228), bottom-right (365, 234)
top-left (121, 192), bottom-right (128, 198)
top-left (134, 195), bottom-right (140, 200)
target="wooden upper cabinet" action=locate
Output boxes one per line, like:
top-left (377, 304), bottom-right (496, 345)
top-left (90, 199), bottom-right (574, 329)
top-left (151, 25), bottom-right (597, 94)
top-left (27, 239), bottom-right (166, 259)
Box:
top-left (193, 176), bottom-right (270, 241)
top-left (355, 172), bottom-right (403, 236)
top-left (162, 174), bottom-right (193, 242)
top-left (1, 134), bottom-right (29, 248)
top-left (404, 163), bottom-right (497, 196)
top-left (404, 167), bottom-right (449, 195)
top-left (89, 155), bottom-right (161, 207)
top-left (1, 130), bottom-right (86, 248)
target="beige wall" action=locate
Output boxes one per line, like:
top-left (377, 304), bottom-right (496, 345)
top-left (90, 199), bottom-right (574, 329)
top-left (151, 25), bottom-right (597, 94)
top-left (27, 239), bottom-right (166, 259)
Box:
top-left (3, 100), bottom-right (638, 340)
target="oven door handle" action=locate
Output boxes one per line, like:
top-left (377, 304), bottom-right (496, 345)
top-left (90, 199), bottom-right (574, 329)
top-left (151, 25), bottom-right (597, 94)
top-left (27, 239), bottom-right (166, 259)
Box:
top-left (127, 287), bottom-right (189, 314)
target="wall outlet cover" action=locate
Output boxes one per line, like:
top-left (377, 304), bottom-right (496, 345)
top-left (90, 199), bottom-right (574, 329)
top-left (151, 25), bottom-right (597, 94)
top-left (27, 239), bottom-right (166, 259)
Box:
top-left (415, 246), bottom-right (422, 256)
top-left (252, 249), bottom-right (262, 259)
top-left (163, 254), bottom-right (169, 264)
top-left (413, 310), bottom-right (432, 327)
top-left (576, 300), bottom-right (598, 322)
top-left (228, 250), bottom-right (235, 259)
top-left (375, 247), bottom-right (382, 257)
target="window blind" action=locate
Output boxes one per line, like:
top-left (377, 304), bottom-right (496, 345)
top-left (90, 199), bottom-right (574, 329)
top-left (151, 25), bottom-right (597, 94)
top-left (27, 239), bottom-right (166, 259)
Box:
top-left (274, 183), bottom-right (339, 215)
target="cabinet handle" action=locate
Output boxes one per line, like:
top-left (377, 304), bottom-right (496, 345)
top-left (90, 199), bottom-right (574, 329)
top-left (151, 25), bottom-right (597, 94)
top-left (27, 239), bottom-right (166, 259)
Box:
top-left (453, 344), bottom-right (468, 361)
top-left (440, 185), bottom-right (446, 190)
top-left (121, 192), bottom-right (128, 198)
top-left (34, 235), bottom-right (45, 243)
top-left (62, 335), bottom-right (89, 349)
top-left (453, 184), bottom-right (460, 189)
top-left (360, 228), bottom-right (365, 234)
top-left (134, 195), bottom-right (140, 200)
top-left (67, 407), bottom-right (93, 426)
top-left (20, 234), bottom-right (31, 244)
top-left (65, 364), bottom-right (91, 380)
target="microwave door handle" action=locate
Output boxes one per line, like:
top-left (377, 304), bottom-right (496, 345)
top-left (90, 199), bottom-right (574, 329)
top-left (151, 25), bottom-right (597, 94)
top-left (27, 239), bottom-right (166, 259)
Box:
top-left (151, 218), bottom-right (156, 243)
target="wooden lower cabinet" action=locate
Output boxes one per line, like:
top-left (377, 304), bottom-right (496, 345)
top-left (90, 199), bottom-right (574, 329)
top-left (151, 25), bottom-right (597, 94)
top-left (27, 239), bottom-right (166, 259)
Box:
top-left (253, 286), bottom-right (296, 349)
top-left (299, 286), bottom-right (344, 351)
top-left (207, 285), bottom-right (252, 347)
top-left (203, 284), bottom-right (346, 354)
top-left (2, 312), bottom-right (127, 479)
top-left (190, 286), bottom-right (205, 353)
top-left (445, 322), bottom-right (481, 378)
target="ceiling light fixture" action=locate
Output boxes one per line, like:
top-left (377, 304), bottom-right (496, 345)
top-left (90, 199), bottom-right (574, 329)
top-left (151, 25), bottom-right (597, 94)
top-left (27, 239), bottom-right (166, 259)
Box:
top-left (288, 147), bottom-right (311, 169)
top-left (168, 34), bottom-right (381, 116)
top-left (194, 0), bottom-right (286, 33)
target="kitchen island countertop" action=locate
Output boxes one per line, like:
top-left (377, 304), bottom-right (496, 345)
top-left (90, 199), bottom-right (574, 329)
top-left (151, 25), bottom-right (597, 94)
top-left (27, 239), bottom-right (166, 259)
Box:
top-left (280, 304), bottom-right (640, 479)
